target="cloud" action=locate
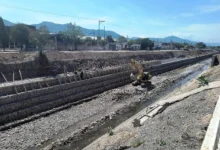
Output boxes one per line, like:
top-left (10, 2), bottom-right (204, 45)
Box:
top-left (196, 5), bottom-right (220, 14)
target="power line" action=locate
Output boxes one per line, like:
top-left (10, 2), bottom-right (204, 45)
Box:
top-left (0, 3), bottom-right (129, 30)
top-left (0, 4), bottom-right (98, 21)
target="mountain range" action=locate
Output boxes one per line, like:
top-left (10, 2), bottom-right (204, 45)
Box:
top-left (3, 19), bottom-right (220, 46)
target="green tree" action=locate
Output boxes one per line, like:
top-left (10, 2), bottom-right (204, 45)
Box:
top-left (98, 39), bottom-right (107, 46)
top-left (140, 38), bottom-right (154, 50)
top-left (10, 23), bottom-right (30, 51)
top-left (106, 35), bottom-right (114, 43)
top-left (117, 36), bottom-right (127, 43)
top-left (61, 23), bottom-right (83, 50)
top-left (85, 37), bottom-right (93, 43)
top-left (128, 40), bottom-right (135, 48)
top-left (174, 43), bottom-right (184, 50)
top-left (196, 42), bottom-right (206, 49)
top-left (135, 38), bottom-right (142, 44)
top-left (0, 17), bottom-right (9, 51)
top-left (29, 25), bottom-right (50, 50)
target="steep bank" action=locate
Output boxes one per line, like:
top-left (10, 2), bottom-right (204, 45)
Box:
top-left (0, 50), bottom-right (216, 82)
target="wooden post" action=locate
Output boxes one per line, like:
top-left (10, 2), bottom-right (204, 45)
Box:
top-left (13, 71), bottom-right (15, 82)
top-left (38, 82), bottom-right (42, 88)
top-left (13, 84), bottom-right (18, 94)
top-left (45, 81), bottom-right (49, 87)
top-left (19, 70), bottom-right (23, 80)
top-left (1, 72), bottom-right (8, 82)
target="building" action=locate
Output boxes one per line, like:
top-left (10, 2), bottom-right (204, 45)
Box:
top-left (153, 41), bottom-right (162, 50)
top-left (130, 44), bottom-right (141, 50)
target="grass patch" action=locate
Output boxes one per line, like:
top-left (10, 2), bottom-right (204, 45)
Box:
top-left (108, 127), bottom-right (114, 136)
top-left (156, 139), bottom-right (166, 146)
top-left (197, 75), bottom-right (209, 87)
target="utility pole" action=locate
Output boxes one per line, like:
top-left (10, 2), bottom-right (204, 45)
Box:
top-left (98, 20), bottom-right (105, 38)
top-left (104, 26), bottom-right (105, 40)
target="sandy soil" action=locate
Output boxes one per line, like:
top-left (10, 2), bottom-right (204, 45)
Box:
top-left (0, 60), bottom-right (206, 150)
top-left (85, 64), bottom-right (220, 150)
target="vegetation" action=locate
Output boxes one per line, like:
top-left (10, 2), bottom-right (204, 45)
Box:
top-left (38, 50), bottom-right (49, 67)
top-left (0, 17), bottom-right (9, 51)
top-left (140, 38), bottom-right (154, 50)
top-left (60, 23), bottom-right (84, 50)
top-left (197, 75), bottom-right (209, 87)
top-left (118, 36), bottom-right (127, 43)
top-left (29, 25), bottom-right (50, 50)
top-left (105, 35), bottom-right (115, 43)
top-left (108, 127), bottom-right (114, 136)
top-left (174, 43), bottom-right (184, 49)
top-left (10, 23), bottom-right (30, 51)
top-left (127, 40), bottom-right (135, 47)
top-left (135, 38), bottom-right (142, 44)
top-left (97, 39), bottom-right (107, 46)
top-left (156, 139), bottom-right (167, 146)
top-left (196, 42), bottom-right (206, 49)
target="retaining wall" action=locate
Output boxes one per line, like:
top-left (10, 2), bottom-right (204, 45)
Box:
top-left (0, 53), bottom-right (215, 126)
top-left (0, 50), bottom-right (215, 83)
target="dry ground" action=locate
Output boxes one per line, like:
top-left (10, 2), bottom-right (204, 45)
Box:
top-left (84, 65), bottom-right (220, 150)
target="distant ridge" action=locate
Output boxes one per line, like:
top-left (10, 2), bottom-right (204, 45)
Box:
top-left (3, 19), bottom-right (121, 39)
top-left (3, 19), bottom-right (220, 46)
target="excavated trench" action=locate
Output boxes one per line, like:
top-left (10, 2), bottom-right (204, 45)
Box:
top-left (0, 52), bottom-right (217, 150)
top-left (32, 57), bottom-right (212, 150)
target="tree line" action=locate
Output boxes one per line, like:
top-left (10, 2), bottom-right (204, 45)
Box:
top-left (1, 16), bottom-right (218, 51)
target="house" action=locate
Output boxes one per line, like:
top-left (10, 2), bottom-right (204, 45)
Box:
top-left (119, 42), bottom-right (128, 50)
top-left (153, 42), bottom-right (162, 50)
top-left (161, 42), bottom-right (174, 50)
top-left (130, 44), bottom-right (141, 50)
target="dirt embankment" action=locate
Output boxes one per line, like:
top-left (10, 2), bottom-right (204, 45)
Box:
top-left (85, 65), bottom-right (220, 150)
top-left (0, 50), bottom-right (215, 64)
top-left (0, 59), bottom-right (207, 150)
top-left (0, 50), bottom-right (215, 81)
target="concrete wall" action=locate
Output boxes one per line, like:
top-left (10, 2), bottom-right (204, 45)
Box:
top-left (0, 53), bottom-right (215, 126)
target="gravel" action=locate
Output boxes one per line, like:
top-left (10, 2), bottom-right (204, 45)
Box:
top-left (0, 62), bottom-right (206, 150)
top-left (126, 88), bottom-right (219, 150)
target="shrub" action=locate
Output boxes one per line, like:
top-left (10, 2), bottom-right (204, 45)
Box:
top-left (197, 75), bottom-right (209, 87)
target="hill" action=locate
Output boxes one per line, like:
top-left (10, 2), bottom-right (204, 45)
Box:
top-left (3, 19), bottom-right (121, 39)
top-left (3, 19), bottom-right (220, 46)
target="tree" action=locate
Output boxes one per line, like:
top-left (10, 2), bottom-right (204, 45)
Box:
top-left (118, 36), bottom-right (127, 43)
top-left (106, 35), bottom-right (114, 43)
top-left (10, 23), bottom-right (29, 51)
top-left (140, 38), bottom-right (154, 50)
top-left (98, 39), bottom-right (107, 46)
top-left (84, 37), bottom-right (93, 44)
top-left (174, 43), bottom-right (184, 50)
top-left (135, 38), bottom-right (142, 44)
top-left (0, 17), bottom-right (9, 51)
top-left (128, 40), bottom-right (135, 48)
top-left (29, 25), bottom-right (50, 50)
top-left (61, 23), bottom-right (83, 50)
top-left (196, 42), bottom-right (206, 49)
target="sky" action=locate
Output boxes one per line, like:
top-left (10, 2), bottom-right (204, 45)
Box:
top-left (0, 0), bottom-right (220, 43)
